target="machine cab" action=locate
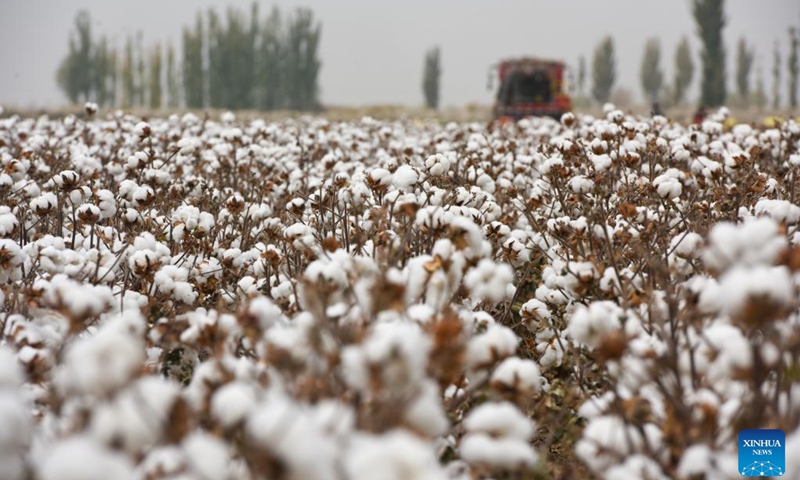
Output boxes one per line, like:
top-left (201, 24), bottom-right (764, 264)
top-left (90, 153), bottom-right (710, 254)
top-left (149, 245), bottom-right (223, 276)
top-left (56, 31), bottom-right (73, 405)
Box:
top-left (491, 58), bottom-right (572, 121)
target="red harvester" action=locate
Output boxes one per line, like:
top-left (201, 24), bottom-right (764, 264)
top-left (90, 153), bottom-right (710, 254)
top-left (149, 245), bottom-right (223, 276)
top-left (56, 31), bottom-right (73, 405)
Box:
top-left (490, 58), bottom-right (573, 122)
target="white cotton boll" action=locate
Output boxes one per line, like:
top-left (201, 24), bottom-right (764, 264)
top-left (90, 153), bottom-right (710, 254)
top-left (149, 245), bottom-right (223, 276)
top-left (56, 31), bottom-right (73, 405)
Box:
top-left (520, 298), bottom-right (551, 328)
top-left (136, 446), bottom-right (186, 479)
top-left (0, 452), bottom-right (25, 480)
top-left (491, 357), bottom-right (544, 394)
top-left (76, 203), bottom-right (101, 223)
top-left (567, 301), bottom-right (624, 348)
top-left (39, 275), bottom-right (115, 320)
top-left (57, 326), bottom-right (145, 396)
top-left (670, 231), bottom-right (703, 259)
top-left (703, 218), bottom-right (786, 272)
top-left (311, 400), bottom-right (355, 439)
top-left (124, 208), bottom-right (140, 223)
top-left (0, 210), bottom-right (19, 236)
top-left (476, 173), bottom-right (496, 194)
top-left (590, 153), bottom-right (612, 172)
top-left (133, 121), bottom-right (151, 138)
top-left (126, 152), bottom-right (147, 170)
top-left (223, 248), bottom-right (243, 268)
top-left (676, 444), bottom-right (714, 478)
top-left (245, 296), bottom-right (285, 329)
top-left (0, 239), bottom-right (27, 276)
top-left (304, 257), bottom-right (349, 290)
top-left (131, 185), bottom-right (154, 206)
top-left (463, 401), bottom-right (534, 441)
top-left (211, 381), bottom-right (257, 429)
top-left (128, 249), bottom-right (160, 277)
top-left (459, 434), bottom-right (538, 470)
top-left (575, 415), bottom-right (647, 473)
top-left (536, 330), bottom-right (566, 367)
top-left (284, 222), bottom-right (317, 250)
top-left (577, 392), bottom-right (615, 420)
top-left (652, 174), bottom-right (682, 199)
top-left (39, 436), bottom-right (134, 480)
top-left (466, 323), bottom-right (518, 371)
top-left (183, 360), bottom-right (225, 411)
top-left (604, 454), bottom-right (669, 480)
top-left (154, 265), bottom-right (197, 304)
top-left (425, 153), bottom-right (451, 176)
top-left (449, 216), bottom-right (484, 259)
top-left (392, 165), bottom-right (419, 191)
top-left (344, 430), bottom-right (447, 480)
top-left (0, 345), bottom-right (23, 387)
top-left (0, 391), bottom-right (31, 480)
top-left (173, 282), bottom-right (197, 304)
top-left (755, 199), bottom-right (800, 224)
top-left (246, 397), bottom-right (338, 480)
top-left (95, 189), bottom-right (117, 219)
top-left (90, 377), bottom-right (179, 453)
top-left (403, 379), bottom-right (449, 437)
top-left (700, 323), bottom-right (752, 382)
top-left (460, 401), bottom-right (537, 470)
top-left (568, 175), bottom-right (594, 194)
top-left (31, 192), bottom-right (58, 215)
top-left (341, 322), bottom-right (431, 392)
top-left (83, 102), bottom-right (98, 115)
top-left (711, 266), bottom-right (793, 316)
top-left (220, 111), bottom-right (236, 123)
top-left (52, 170), bottom-right (79, 188)
top-left (368, 168), bottom-right (393, 187)
top-left (177, 137), bottom-right (199, 155)
top-left (785, 426), bottom-right (800, 478)
top-left (464, 259), bottom-right (514, 304)
top-left (182, 432), bottom-right (231, 480)
top-left (501, 238), bottom-right (530, 267)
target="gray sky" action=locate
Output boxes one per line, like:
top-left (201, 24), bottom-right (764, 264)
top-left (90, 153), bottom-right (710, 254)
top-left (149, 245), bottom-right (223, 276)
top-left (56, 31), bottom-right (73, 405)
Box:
top-left (0, 0), bottom-right (797, 109)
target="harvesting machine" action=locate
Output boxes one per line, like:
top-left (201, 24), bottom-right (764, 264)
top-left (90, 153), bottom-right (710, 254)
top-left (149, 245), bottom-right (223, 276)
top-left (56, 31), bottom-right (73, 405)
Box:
top-left (490, 58), bottom-right (572, 122)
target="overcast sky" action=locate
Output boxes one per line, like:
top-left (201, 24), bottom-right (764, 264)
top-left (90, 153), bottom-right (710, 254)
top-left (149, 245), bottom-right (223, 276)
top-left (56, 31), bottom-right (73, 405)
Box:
top-left (0, 0), bottom-right (797, 109)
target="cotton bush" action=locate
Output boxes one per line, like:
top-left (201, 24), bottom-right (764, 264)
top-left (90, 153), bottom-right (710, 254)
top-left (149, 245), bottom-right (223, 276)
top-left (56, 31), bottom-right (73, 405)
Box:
top-left (0, 108), bottom-right (799, 479)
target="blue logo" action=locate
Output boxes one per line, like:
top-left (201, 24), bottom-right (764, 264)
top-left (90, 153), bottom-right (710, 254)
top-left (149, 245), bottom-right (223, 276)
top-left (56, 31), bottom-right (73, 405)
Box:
top-left (738, 429), bottom-right (785, 476)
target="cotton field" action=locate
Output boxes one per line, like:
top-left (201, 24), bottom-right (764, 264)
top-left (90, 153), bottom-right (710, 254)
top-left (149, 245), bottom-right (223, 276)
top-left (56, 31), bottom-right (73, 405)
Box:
top-left (1, 104), bottom-right (800, 480)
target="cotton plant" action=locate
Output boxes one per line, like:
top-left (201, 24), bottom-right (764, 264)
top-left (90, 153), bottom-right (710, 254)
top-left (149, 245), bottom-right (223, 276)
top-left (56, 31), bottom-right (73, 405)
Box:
top-left (0, 346), bottom-right (31, 480)
top-left (1, 107), bottom-right (800, 479)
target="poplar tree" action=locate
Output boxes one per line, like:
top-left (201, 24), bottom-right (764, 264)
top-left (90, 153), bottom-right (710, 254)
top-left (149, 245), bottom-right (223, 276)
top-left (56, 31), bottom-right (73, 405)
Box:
top-left (149, 44), bottom-right (163, 110)
top-left (640, 38), bottom-right (664, 103)
top-left (773, 42), bottom-right (782, 110)
top-left (577, 55), bottom-right (586, 96)
top-left (673, 36), bottom-right (694, 105)
top-left (135, 33), bottom-right (147, 107)
top-left (422, 46), bottom-right (441, 110)
top-left (693, 0), bottom-right (727, 107)
top-left (789, 27), bottom-right (799, 109)
top-left (56, 11), bottom-right (93, 103)
top-left (753, 68), bottom-right (767, 110)
top-left (121, 36), bottom-right (136, 109)
top-left (258, 7), bottom-right (284, 110)
top-left (592, 36), bottom-right (616, 104)
top-left (735, 37), bottom-right (754, 107)
top-left (166, 43), bottom-right (180, 108)
top-left (182, 13), bottom-right (205, 109)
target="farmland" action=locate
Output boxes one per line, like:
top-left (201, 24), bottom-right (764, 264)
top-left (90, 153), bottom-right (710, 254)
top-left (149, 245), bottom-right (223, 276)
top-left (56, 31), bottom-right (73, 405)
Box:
top-left (1, 105), bottom-right (800, 479)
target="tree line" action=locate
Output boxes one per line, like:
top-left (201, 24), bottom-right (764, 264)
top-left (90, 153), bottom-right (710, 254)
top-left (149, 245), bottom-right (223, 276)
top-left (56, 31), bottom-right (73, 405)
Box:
top-left (57, 4), bottom-right (322, 111)
top-left (578, 0), bottom-right (798, 110)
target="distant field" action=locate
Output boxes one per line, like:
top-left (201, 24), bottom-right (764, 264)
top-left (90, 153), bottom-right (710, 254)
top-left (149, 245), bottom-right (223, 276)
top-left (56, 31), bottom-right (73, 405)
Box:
top-left (3, 102), bottom-right (797, 125)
